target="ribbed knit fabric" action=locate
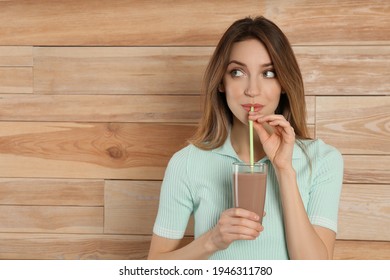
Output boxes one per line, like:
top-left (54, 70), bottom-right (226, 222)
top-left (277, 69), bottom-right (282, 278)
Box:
top-left (153, 136), bottom-right (344, 259)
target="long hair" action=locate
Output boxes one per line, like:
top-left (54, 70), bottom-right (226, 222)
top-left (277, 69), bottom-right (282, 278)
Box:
top-left (190, 16), bottom-right (310, 150)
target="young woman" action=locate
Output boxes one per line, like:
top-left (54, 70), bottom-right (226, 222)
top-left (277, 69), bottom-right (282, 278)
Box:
top-left (148, 16), bottom-right (343, 260)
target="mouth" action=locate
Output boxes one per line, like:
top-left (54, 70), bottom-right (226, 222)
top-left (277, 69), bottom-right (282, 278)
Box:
top-left (242, 103), bottom-right (264, 112)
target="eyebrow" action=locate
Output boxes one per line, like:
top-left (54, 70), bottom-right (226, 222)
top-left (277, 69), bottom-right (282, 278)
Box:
top-left (227, 60), bottom-right (273, 68)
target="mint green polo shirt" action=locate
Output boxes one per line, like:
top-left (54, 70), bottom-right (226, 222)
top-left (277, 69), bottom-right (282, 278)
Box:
top-left (153, 136), bottom-right (344, 259)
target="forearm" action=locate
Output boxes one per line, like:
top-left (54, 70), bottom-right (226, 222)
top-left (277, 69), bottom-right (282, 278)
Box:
top-left (148, 231), bottom-right (217, 260)
top-left (276, 168), bottom-right (329, 259)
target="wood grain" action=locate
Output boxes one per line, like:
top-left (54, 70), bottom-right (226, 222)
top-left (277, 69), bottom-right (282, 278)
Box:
top-left (295, 46), bottom-right (390, 96)
top-left (0, 205), bottom-right (103, 233)
top-left (343, 155), bottom-right (390, 184)
top-left (334, 240), bottom-right (390, 260)
top-left (1, 1), bottom-right (389, 46)
top-left (34, 47), bottom-right (212, 95)
top-left (0, 68), bottom-right (33, 93)
top-left (0, 178), bottom-right (104, 206)
top-left (0, 94), bottom-right (202, 122)
top-left (0, 233), bottom-right (151, 260)
top-left (337, 184), bottom-right (390, 241)
top-left (0, 46), bottom-right (33, 66)
top-left (265, 0), bottom-right (390, 45)
top-left (316, 96), bottom-right (390, 155)
top-left (0, 233), bottom-right (387, 259)
top-left (0, 0), bottom-right (261, 46)
top-left (0, 122), bottom-right (196, 179)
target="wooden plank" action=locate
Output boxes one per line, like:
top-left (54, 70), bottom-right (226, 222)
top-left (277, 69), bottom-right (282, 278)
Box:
top-left (0, 233), bottom-right (388, 259)
top-left (265, 0), bottom-right (390, 45)
top-left (0, 46), bottom-right (33, 66)
top-left (334, 240), bottom-right (390, 260)
top-left (0, 0), bottom-right (261, 46)
top-left (34, 47), bottom-right (211, 95)
top-left (0, 206), bottom-right (103, 234)
top-left (316, 96), bottom-right (390, 155)
top-left (0, 122), bottom-right (196, 179)
top-left (305, 96), bottom-right (315, 124)
top-left (0, 94), bottom-right (202, 122)
top-left (295, 46), bottom-right (390, 96)
top-left (0, 67), bottom-right (33, 93)
top-left (0, 1), bottom-right (388, 46)
top-left (337, 184), bottom-right (390, 241)
top-left (0, 178), bottom-right (104, 206)
top-left (0, 233), bottom-right (151, 260)
top-left (0, 93), bottom-right (313, 124)
top-left (343, 155), bottom-right (390, 184)
top-left (104, 180), bottom-right (194, 235)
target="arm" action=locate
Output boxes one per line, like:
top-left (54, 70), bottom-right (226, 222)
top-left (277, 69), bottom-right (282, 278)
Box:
top-left (250, 113), bottom-right (337, 259)
top-left (276, 168), bottom-right (335, 259)
top-left (148, 208), bottom-right (263, 259)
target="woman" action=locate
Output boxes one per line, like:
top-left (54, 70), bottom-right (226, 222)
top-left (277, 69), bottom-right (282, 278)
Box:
top-left (148, 16), bottom-right (343, 259)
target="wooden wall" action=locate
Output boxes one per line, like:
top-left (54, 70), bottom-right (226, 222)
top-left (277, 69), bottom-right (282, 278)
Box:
top-left (0, 0), bottom-right (389, 259)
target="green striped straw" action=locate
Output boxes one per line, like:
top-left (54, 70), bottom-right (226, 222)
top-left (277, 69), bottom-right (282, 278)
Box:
top-left (249, 106), bottom-right (254, 168)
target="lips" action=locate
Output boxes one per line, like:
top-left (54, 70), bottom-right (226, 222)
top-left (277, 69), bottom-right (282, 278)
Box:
top-left (242, 103), bottom-right (264, 112)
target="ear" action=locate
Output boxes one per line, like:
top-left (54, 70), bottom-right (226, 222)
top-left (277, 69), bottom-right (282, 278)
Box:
top-left (218, 83), bottom-right (225, 93)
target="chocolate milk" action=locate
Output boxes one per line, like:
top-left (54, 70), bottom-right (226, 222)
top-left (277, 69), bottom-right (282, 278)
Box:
top-left (233, 172), bottom-right (267, 223)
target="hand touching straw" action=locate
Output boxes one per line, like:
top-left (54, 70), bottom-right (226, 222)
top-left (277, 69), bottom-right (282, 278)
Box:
top-left (249, 106), bottom-right (254, 167)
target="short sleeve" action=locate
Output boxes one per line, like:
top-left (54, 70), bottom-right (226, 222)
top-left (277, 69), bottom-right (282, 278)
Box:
top-left (152, 147), bottom-right (194, 239)
top-left (307, 142), bottom-right (344, 233)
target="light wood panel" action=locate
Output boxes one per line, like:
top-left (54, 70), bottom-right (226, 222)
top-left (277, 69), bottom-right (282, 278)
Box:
top-left (343, 155), bottom-right (390, 184)
top-left (0, 94), bottom-right (202, 122)
top-left (34, 47), bottom-right (212, 95)
top-left (0, 122), bottom-right (195, 179)
top-left (337, 184), bottom-right (390, 241)
top-left (0, 0), bottom-right (261, 46)
top-left (295, 46), bottom-right (390, 96)
top-left (0, 206), bottom-right (103, 233)
top-left (0, 233), bottom-right (387, 260)
top-left (334, 240), bottom-right (390, 260)
top-left (0, 68), bottom-right (33, 93)
top-left (0, 233), bottom-right (151, 260)
top-left (0, 46), bottom-right (32, 66)
top-left (0, 178), bottom-right (104, 206)
top-left (265, 0), bottom-right (390, 45)
top-left (316, 96), bottom-right (390, 155)
top-left (1, 1), bottom-right (389, 46)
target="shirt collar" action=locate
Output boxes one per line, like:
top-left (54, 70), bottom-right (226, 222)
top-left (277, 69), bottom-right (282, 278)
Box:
top-left (212, 130), bottom-right (304, 162)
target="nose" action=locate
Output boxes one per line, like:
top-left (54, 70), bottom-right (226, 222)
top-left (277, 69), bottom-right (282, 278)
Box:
top-left (244, 77), bottom-right (261, 98)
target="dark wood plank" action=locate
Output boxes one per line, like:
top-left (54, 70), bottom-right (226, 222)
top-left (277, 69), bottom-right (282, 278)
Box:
top-left (0, 122), bottom-right (196, 179)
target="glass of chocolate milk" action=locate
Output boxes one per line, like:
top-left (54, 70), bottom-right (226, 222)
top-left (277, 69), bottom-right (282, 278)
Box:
top-left (232, 162), bottom-right (267, 224)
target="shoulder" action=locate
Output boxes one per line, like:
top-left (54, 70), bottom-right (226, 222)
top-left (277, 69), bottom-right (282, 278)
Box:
top-left (166, 143), bottom-right (213, 170)
top-left (301, 139), bottom-right (343, 162)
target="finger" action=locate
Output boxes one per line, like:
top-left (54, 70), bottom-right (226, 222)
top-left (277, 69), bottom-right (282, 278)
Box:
top-left (252, 120), bottom-right (271, 145)
top-left (226, 208), bottom-right (260, 221)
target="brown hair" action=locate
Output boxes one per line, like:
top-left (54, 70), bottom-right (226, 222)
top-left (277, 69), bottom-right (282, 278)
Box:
top-left (190, 16), bottom-right (310, 150)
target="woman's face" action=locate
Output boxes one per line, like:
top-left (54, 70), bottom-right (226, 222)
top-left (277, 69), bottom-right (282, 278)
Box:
top-left (220, 38), bottom-right (282, 127)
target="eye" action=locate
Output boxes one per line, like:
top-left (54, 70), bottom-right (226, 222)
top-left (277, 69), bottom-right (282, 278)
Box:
top-left (263, 70), bottom-right (276, 78)
top-left (230, 69), bottom-right (245, 77)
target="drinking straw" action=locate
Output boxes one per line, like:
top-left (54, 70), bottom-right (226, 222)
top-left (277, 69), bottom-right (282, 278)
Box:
top-left (249, 106), bottom-right (254, 167)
